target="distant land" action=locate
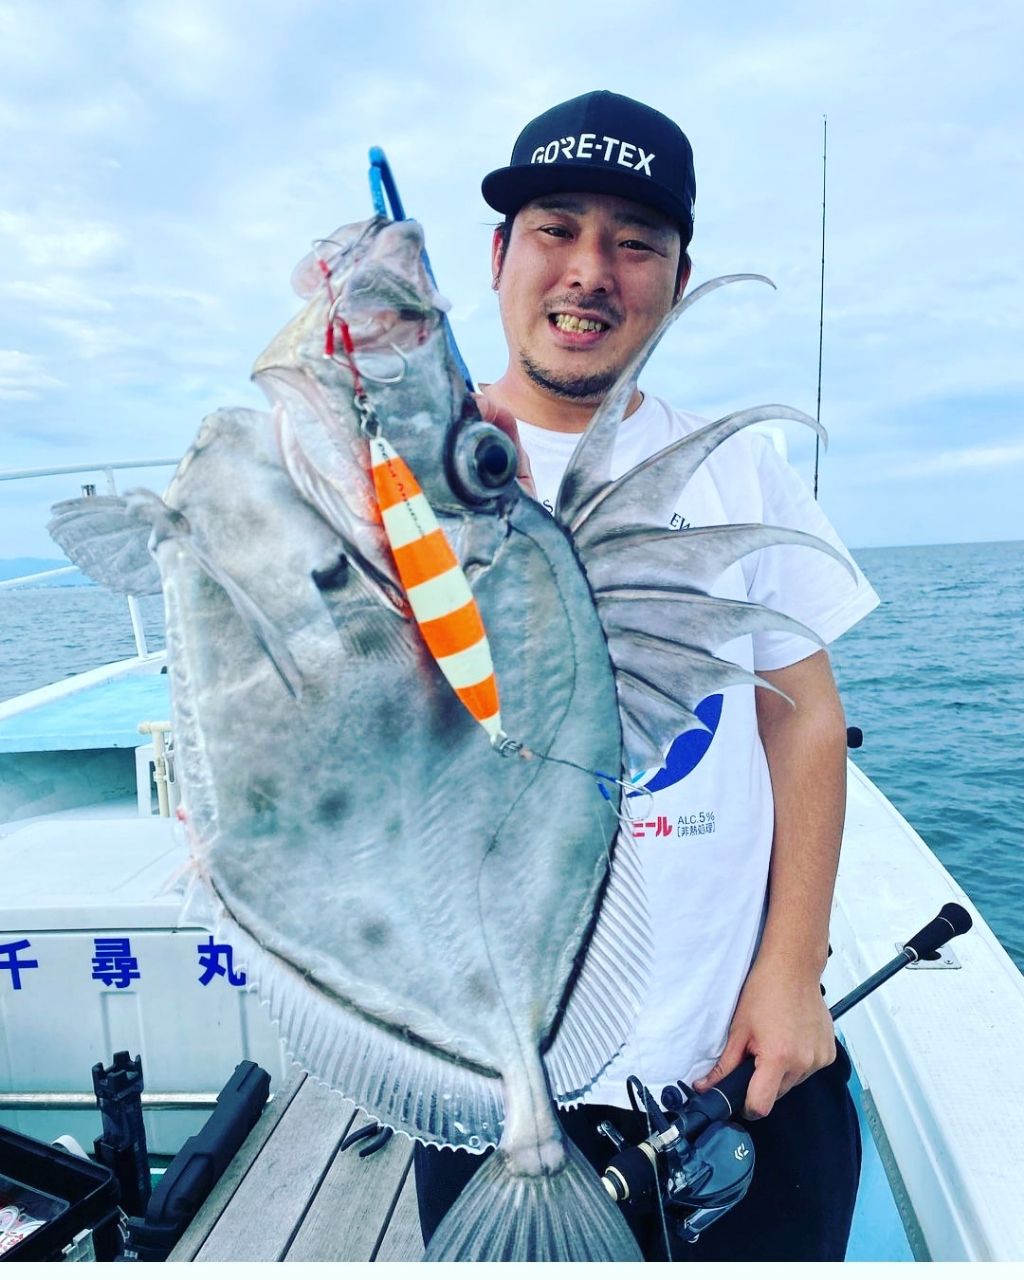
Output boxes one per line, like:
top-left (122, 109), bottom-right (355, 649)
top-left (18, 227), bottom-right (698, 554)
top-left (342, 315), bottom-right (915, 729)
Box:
top-left (0, 557), bottom-right (93, 587)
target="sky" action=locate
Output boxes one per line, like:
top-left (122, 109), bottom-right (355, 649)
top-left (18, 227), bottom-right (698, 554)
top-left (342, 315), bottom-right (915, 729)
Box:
top-left (1, 0), bottom-right (1021, 557)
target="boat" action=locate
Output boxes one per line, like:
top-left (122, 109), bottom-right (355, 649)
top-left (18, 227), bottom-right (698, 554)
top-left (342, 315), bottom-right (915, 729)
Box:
top-left (3, 455), bottom-right (1023, 1262)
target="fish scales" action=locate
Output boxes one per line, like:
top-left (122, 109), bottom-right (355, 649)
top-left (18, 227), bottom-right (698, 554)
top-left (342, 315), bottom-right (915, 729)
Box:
top-left (48, 214), bottom-right (848, 1262)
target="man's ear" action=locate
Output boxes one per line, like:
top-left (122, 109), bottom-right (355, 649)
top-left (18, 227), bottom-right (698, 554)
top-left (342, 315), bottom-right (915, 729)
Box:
top-left (674, 251), bottom-right (692, 303)
top-left (491, 227), bottom-right (505, 289)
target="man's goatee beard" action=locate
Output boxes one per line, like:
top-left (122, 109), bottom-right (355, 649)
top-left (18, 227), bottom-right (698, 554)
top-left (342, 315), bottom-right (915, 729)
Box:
top-left (520, 353), bottom-right (618, 402)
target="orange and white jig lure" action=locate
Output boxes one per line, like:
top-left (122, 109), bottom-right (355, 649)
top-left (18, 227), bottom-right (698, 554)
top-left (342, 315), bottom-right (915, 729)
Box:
top-left (369, 435), bottom-right (504, 743)
top-left (324, 294), bottom-right (506, 747)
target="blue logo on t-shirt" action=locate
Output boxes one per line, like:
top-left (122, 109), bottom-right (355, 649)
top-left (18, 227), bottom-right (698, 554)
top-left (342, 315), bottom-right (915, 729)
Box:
top-left (630, 693), bottom-right (723, 795)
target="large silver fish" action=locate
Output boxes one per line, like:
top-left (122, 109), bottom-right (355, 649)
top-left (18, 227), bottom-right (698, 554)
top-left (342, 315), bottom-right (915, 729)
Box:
top-left (49, 214), bottom-right (847, 1262)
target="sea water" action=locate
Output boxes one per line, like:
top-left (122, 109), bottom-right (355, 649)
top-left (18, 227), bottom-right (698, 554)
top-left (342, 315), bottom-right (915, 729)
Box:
top-left (2, 541), bottom-right (1022, 970)
top-left (830, 540), bottom-right (1023, 972)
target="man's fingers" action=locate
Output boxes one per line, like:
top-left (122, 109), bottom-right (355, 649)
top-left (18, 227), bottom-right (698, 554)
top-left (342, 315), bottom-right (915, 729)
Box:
top-left (693, 1039), bottom-right (747, 1093)
top-left (472, 392), bottom-right (537, 497)
top-left (742, 1060), bottom-right (786, 1121)
top-left (472, 391), bottom-right (516, 433)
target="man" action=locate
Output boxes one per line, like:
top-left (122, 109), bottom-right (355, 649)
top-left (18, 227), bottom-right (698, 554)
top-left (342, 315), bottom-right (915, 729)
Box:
top-left (416, 90), bottom-right (879, 1261)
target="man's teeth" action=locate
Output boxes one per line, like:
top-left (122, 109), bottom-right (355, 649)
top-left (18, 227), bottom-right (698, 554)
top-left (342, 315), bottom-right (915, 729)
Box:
top-left (553, 314), bottom-right (609, 333)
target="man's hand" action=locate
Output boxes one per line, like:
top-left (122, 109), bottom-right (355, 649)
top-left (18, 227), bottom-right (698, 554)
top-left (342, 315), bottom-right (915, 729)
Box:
top-left (692, 958), bottom-right (836, 1119)
top-left (472, 391), bottom-right (537, 498)
top-left (693, 648), bottom-right (848, 1120)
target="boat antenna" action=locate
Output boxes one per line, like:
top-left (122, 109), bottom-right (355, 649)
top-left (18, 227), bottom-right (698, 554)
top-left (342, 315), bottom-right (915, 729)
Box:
top-left (813, 114), bottom-right (827, 500)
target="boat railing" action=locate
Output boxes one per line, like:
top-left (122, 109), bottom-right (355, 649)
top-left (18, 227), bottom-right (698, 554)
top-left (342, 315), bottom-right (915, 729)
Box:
top-left (0, 458), bottom-right (178, 659)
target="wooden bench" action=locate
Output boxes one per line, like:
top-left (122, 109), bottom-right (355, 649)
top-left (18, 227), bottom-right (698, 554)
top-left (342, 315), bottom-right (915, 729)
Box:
top-left (169, 1071), bottom-right (423, 1261)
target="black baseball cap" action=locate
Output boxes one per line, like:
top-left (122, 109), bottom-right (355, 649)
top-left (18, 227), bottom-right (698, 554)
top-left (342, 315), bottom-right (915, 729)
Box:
top-left (482, 90), bottom-right (696, 243)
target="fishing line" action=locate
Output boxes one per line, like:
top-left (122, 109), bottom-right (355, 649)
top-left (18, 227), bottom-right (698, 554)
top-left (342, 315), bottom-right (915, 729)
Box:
top-left (494, 734), bottom-right (654, 824)
top-left (624, 1076), bottom-right (674, 1261)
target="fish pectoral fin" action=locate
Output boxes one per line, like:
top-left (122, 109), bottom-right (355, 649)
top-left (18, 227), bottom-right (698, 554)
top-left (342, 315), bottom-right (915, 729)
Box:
top-left (47, 493), bottom-right (162, 595)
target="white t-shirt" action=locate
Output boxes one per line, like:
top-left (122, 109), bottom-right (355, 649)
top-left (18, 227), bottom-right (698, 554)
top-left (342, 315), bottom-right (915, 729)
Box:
top-left (516, 394), bottom-right (879, 1105)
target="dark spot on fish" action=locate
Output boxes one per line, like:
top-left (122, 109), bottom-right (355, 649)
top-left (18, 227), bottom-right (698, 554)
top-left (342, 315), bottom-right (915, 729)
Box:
top-left (316, 790), bottom-right (350, 825)
top-left (247, 777), bottom-right (279, 814)
top-left (464, 969), bottom-right (498, 1009)
top-left (247, 777), bottom-right (280, 835)
top-left (313, 555), bottom-right (349, 591)
top-left (384, 816), bottom-right (402, 842)
top-left (358, 918), bottom-right (392, 948)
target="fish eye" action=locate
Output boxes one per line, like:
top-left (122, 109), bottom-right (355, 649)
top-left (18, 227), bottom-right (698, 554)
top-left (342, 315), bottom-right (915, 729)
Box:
top-left (475, 435), bottom-right (517, 487)
top-left (448, 422), bottom-right (518, 503)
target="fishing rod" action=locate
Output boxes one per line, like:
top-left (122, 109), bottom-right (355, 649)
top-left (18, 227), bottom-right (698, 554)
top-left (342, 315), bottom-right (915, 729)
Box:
top-left (598, 902), bottom-right (973, 1242)
top-left (813, 114), bottom-right (827, 500)
top-left (367, 147), bottom-right (476, 393)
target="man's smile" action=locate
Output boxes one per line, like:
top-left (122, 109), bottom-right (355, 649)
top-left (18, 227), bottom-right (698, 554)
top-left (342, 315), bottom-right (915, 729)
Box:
top-left (550, 312), bottom-right (611, 334)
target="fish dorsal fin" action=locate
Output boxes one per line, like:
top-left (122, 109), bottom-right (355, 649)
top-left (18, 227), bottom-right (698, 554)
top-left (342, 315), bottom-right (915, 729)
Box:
top-left (554, 275), bottom-right (775, 526)
top-left (551, 332), bottom-right (846, 775)
top-left (580, 522), bottom-right (855, 594)
top-left (595, 585), bottom-right (825, 653)
top-left (603, 628), bottom-right (787, 772)
top-left (569, 405), bottom-right (826, 541)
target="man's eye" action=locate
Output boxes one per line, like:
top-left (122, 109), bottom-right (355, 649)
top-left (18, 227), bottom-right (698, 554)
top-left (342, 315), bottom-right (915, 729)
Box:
top-left (540, 225), bottom-right (572, 238)
top-left (622, 239), bottom-right (654, 252)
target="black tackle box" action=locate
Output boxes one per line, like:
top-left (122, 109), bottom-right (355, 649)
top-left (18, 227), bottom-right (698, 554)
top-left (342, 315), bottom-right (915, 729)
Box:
top-left (0, 1126), bottom-right (120, 1261)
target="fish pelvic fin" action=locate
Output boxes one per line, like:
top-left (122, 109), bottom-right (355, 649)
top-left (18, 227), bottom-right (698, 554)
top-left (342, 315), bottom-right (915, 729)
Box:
top-left (114, 488), bottom-right (304, 700)
top-left (423, 1138), bottom-right (641, 1262)
top-left (186, 537), bottom-right (304, 700)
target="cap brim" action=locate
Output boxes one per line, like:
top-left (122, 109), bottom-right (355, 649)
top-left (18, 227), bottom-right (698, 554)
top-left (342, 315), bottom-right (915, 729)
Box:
top-left (482, 163), bottom-right (693, 238)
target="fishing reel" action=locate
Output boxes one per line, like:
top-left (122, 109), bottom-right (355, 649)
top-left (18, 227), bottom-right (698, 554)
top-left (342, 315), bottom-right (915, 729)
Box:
top-left (598, 902), bottom-right (974, 1242)
top-left (598, 1071), bottom-right (756, 1243)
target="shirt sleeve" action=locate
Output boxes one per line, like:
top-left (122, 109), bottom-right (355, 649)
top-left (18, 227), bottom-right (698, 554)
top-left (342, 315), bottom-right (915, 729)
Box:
top-left (740, 434), bottom-right (880, 671)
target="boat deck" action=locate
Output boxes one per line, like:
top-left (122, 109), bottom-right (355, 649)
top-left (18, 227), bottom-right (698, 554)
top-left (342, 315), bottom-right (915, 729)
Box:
top-left (168, 1072), bottom-right (422, 1262)
top-left (0, 665), bottom-right (169, 753)
top-left (164, 1061), bottom-right (904, 1264)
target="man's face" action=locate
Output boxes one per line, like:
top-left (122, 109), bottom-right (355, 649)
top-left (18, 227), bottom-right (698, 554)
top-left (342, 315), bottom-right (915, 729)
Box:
top-left (491, 192), bottom-right (686, 405)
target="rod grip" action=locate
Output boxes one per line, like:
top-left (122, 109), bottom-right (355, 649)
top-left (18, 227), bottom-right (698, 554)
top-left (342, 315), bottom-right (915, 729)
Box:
top-left (714, 1057), bottom-right (756, 1114)
top-left (903, 902), bottom-right (973, 959)
top-left (685, 1058), bottom-right (757, 1129)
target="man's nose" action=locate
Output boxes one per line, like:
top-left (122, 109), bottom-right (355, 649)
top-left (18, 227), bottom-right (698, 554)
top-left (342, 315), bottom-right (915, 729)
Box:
top-left (563, 234), bottom-right (614, 293)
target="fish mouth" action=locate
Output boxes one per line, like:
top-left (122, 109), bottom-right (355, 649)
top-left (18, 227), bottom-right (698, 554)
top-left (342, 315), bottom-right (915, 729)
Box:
top-left (336, 300), bottom-right (442, 359)
top-left (333, 261), bottom-right (447, 352)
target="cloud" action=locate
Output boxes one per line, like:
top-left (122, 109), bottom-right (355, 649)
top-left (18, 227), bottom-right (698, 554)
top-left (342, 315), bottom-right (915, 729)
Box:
top-left (0, 349), bottom-right (63, 400)
top-left (0, 209), bottom-right (131, 273)
top-left (39, 316), bottom-right (141, 362)
top-left (0, 279), bottom-right (114, 314)
top-left (0, 0), bottom-right (1022, 554)
top-left (884, 441), bottom-right (1024, 480)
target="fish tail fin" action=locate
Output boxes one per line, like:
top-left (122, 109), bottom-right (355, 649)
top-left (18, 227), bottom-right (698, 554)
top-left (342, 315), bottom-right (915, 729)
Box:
top-left (423, 1139), bottom-right (641, 1262)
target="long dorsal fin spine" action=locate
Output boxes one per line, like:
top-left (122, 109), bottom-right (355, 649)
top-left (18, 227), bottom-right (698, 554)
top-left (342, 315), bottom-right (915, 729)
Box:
top-left (568, 405), bottom-right (827, 537)
top-left (554, 274), bottom-right (776, 524)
